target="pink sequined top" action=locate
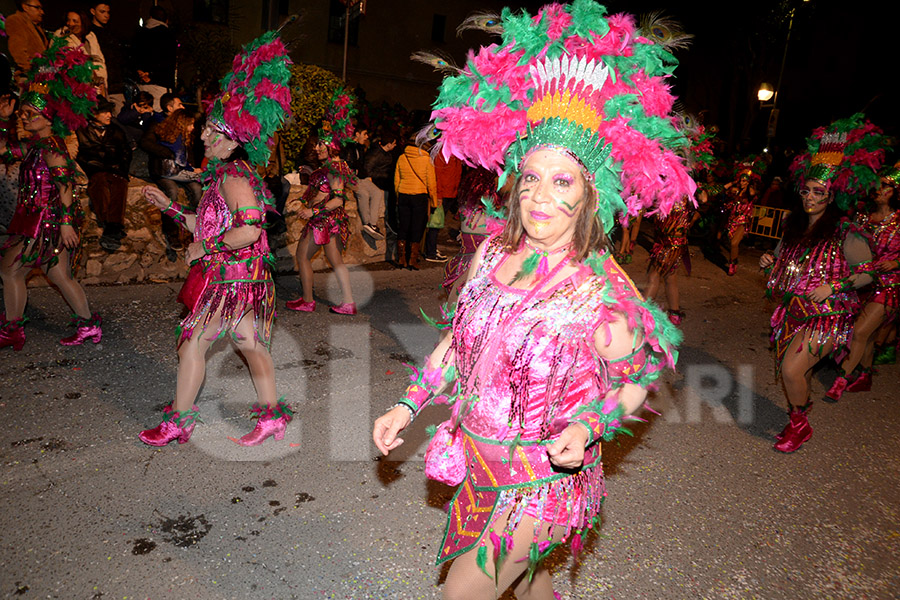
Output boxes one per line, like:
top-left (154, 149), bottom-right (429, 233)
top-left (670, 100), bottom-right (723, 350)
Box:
top-left (7, 136), bottom-right (73, 240)
top-left (194, 178), bottom-right (271, 283)
top-left (451, 236), bottom-right (670, 444)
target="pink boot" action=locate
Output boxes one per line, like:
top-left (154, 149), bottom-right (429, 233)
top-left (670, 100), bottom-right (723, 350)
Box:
top-left (0, 316), bottom-right (27, 351)
top-left (774, 407), bottom-right (812, 453)
top-left (234, 400), bottom-right (293, 446)
top-left (823, 374), bottom-right (849, 403)
top-left (726, 260), bottom-right (737, 276)
top-left (845, 369), bottom-right (873, 393)
top-left (285, 298), bottom-right (316, 312)
top-left (139, 405), bottom-right (201, 446)
top-left (60, 313), bottom-right (102, 346)
top-left (667, 309), bottom-right (685, 326)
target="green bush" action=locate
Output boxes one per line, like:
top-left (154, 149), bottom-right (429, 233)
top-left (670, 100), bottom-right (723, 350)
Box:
top-left (282, 63), bottom-right (345, 173)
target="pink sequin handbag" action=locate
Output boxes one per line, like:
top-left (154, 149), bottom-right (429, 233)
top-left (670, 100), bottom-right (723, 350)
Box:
top-left (424, 420), bottom-right (466, 486)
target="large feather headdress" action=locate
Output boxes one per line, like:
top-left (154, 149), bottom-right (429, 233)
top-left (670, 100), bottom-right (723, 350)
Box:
top-left (789, 113), bottom-right (887, 211)
top-left (420, 0), bottom-right (696, 234)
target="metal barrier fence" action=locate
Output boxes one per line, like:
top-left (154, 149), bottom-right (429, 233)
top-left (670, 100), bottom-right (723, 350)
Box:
top-left (748, 205), bottom-right (791, 240)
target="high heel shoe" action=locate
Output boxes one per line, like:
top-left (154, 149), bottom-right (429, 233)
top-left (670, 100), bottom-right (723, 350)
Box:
top-left (0, 316), bottom-right (27, 351)
top-left (60, 313), bottom-right (102, 346)
top-left (139, 405), bottom-right (201, 446)
top-left (234, 400), bottom-right (293, 446)
top-left (329, 302), bottom-right (357, 315)
top-left (285, 298), bottom-right (316, 312)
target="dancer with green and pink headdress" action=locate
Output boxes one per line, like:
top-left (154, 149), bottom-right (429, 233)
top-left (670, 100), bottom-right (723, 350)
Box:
top-left (139, 29), bottom-right (293, 447)
top-left (761, 113), bottom-right (886, 452)
top-left (373, 2), bottom-right (695, 597)
top-left (0, 36), bottom-right (100, 352)
top-left (285, 85), bottom-right (359, 315)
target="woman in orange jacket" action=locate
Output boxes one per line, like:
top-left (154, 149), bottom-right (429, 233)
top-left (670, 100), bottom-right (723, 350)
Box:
top-left (393, 139), bottom-right (438, 269)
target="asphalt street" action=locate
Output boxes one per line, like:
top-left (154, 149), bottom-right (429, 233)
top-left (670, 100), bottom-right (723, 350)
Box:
top-left (1, 240), bottom-right (898, 600)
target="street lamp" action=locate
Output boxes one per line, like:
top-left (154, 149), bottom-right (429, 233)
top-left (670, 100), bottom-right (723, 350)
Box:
top-left (758, 83), bottom-right (775, 103)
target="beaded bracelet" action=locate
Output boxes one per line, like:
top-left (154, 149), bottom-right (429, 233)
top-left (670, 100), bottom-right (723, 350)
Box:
top-left (391, 402), bottom-right (416, 424)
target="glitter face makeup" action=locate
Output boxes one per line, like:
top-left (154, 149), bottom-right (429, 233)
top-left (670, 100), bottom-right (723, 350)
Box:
top-left (799, 180), bottom-right (830, 216)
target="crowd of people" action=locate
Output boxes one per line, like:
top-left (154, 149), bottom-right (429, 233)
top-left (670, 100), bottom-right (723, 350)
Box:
top-left (0, 1), bottom-right (897, 598)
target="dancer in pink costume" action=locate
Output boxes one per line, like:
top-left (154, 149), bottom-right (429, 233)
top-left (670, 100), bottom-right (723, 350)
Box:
top-left (138, 30), bottom-right (293, 447)
top-left (285, 86), bottom-right (358, 316)
top-left (374, 3), bottom-right (693, 598)
top-left (645, 198), bottom-right (693, 324)
top-left (760, 114), bottom-right (884, 453)
top-left (0, 37), bottom-right (100, 351)
top-left (721, 159), bottom-right (761, 275)
top-left (441, 167), bottom-right (506, 300)
top-left (825, 167), bottom-right (900, 401)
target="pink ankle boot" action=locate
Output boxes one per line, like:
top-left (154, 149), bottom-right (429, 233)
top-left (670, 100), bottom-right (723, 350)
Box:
top-left (774, 407), bottom-right (812, 453)
top-left (234, 400), bottom-right (293, 446)
top-left (845, 369), bottom-right (872, 393)
top-left (0, 316), bottom-right (27, 351)
top-left (823, 374), bottom-right (849, 403)
top-left (60, 313), bottom-right (102, 346)
top-left (139, 405), bottom-right (201, 446)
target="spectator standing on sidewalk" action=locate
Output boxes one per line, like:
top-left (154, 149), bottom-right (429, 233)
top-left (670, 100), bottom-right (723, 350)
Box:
top-left (131, 6), bottom-right (177, 111)
top-left (5, 0), bottom-right (49, 83)
top-left (55, 9), bottom-right (106, 97)
top-left (365, 131), bottom-right (398, 262)
top-left (90, 2), bottom-right (127, 113)
top-left (426, 152), bottom-right (461, 262)
top-left (342, 126), bottom-right (384, 239)
top-left (394, 137), bottom-right (437, 270)
top-left (75, 98), bottom-right (131, 251)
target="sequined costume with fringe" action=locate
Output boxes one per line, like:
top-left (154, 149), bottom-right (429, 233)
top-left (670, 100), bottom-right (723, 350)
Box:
top-left (300, 163), bottom-right (351, 249)
top-left (724, 188), bottom-right (755, 239)
top-left (766, 221), bottom-right (867, 373)
top-left (648, 200), bottom-right (691, 277)
top-left (0, 136), bottom-right (81, 270)
top-left (177, 163), bottom-right (276, 348)
top-left (430, 236), bottom-right (678, 566)
top-left (442, 169), bottom-right (504, 293)
top-left (860, 209), bottom-right (900, 321)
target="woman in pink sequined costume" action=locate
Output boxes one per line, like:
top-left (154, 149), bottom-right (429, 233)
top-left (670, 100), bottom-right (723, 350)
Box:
top-left (441, 167), bottom-right (506, 299)
top-left (825, 167), bottom-right (900, 401)
top-left (721, 167), bottom-right (759, 275)
top-left (759, 114), bottom-right (884, 453)
top-left (286, 137), bottom-right (356, 315)
top-left (0, 42), bottom-right (102, 352)
top-left (645, 197), bottom-right (694, 325)
top-left (374, 4), bottom-right (694, 597)
top-left (138, 30), bottom-right (293, 447)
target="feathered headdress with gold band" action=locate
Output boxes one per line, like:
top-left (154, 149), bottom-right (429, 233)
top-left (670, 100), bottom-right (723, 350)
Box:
top-left (418, 0), bottom-right (695, 234)
top-left (20, 35), bottom-right (97, 137)
top-left (790, 113), bottom-right (887, 211)
top-left (207, 30), bottom-right (293, 167)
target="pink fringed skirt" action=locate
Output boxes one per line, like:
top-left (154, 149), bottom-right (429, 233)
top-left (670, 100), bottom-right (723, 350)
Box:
top-left (436, 428), bottom-right (606, 566)
top-left (302, 207), bottom-right (350, 250)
